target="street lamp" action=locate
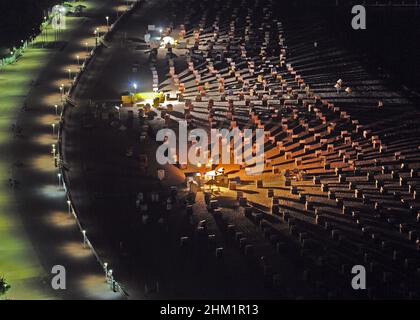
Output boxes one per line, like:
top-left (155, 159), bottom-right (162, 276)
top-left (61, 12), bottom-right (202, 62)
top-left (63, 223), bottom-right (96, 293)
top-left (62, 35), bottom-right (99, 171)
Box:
top-left (57, 173), bottom-right (62, 188)
top-left (54, 104), bottom-right (58, 115)
top-left (52, 123), bottom-right (56, 135)
top-left (85, 42), bottom-right (89, 53)
top-left (94, 28), bottom-right (99, 47)
top-left (132, 82), bottom-right (138, 91)
top-left (68, 68), bottom-right (72, 80)
top-left (67, 200), bottom-right (71, 215)
top-left (60, 84), bottom-right (64, 101)
top-left (103, 262), bottom-right (108, 277)
top-left (115, 106), bottom-right (121, 119)
top-left (106, 16), bottom-right (110, 30)
top-left (76, 55), bottom-right (80, 66)
top-left (43, 16), bottom-right (48, 44)
top-left (107, 269), bottom-right (114, 284)
top-left (82, 230), bottom-right (87, 247)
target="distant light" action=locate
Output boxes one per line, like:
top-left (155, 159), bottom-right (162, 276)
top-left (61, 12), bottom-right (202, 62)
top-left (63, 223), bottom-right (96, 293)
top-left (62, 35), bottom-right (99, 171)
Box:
top-left (162, 36), bottom-right (175, 45)
top-left (53, 5), bottom-right (67, 15)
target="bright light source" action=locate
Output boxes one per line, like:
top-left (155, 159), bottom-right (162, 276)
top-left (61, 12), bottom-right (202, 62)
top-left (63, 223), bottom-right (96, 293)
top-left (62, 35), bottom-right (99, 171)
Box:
top-left (162, 36), bottom-right (175, 45)
top-left (52, 5), bottom-right (67, 17)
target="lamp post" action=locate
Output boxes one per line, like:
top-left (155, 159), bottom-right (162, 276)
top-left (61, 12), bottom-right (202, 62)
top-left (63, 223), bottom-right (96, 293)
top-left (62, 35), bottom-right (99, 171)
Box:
top-left (82, 230), bottom-right (87, 247)
top-left (106, 16), bottom-right (110, 31)
top-left (85, 42), bottom-right (89, 53)
top-left (107, 269), bottom-right (114, 285)
top-left (68, 68), bottom-right (72, 80)
top-left (54, 104), bottom-right (58, 115)
top-left (57, 173), bottom-right (62, 188)
top-left (94, 28), bottom-right (99, 47)
top-left (52, 144), bottom-right (57, 166)
top-left (43, 16), bottom-right (48, 45)
top-left (103, 262), bottom-right (108, 278)
top-left (76, 55), bottom-right (80, 66)
top-left (115, 106), bottom-right (121, 120)
top-left (52, 123), bottom-right (56, 135)
top-left (67, 200), bottom-right (71, 215)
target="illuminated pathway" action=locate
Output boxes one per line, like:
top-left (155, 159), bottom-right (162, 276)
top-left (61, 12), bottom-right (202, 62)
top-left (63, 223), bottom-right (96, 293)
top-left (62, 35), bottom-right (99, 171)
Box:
top-left (0, 0), bottom-right (135, 299)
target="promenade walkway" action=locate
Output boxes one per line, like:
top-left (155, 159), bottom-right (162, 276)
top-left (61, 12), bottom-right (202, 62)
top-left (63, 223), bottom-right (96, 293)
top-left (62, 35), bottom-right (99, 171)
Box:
top-left (0, 0), bottom-right (134, 300)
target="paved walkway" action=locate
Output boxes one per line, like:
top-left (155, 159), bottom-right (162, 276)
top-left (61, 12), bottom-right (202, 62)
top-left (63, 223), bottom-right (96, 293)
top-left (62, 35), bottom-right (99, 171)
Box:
top-left (0, 0), bottom-right (134, 300)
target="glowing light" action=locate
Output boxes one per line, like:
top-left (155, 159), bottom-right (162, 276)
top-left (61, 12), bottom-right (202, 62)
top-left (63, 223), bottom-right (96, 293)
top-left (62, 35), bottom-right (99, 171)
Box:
top-left (162, 36), bottom-right (175, 46)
